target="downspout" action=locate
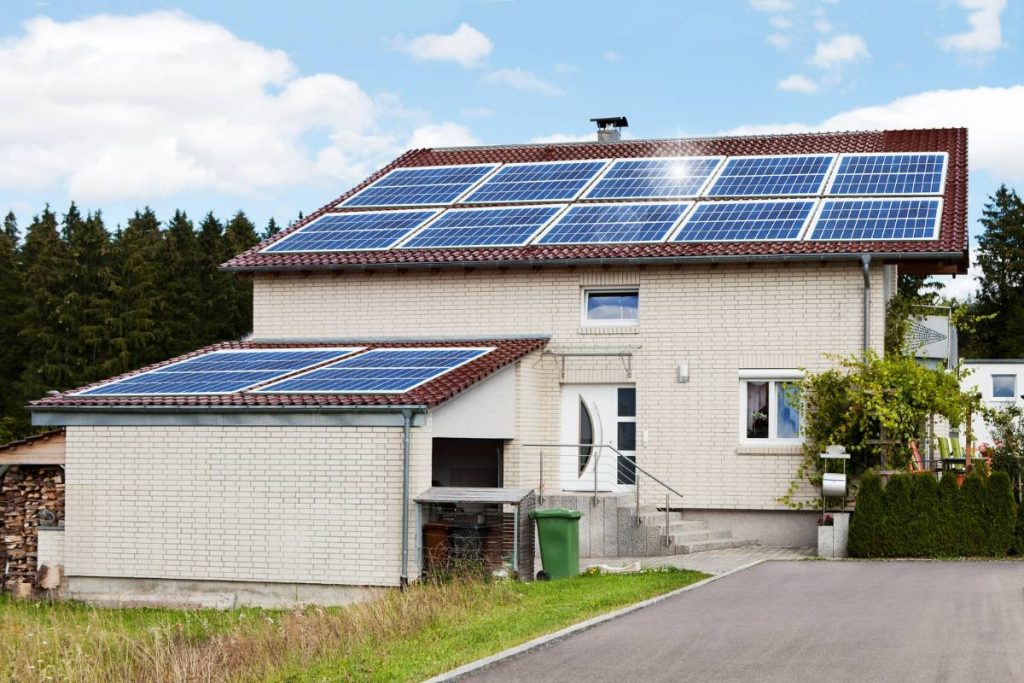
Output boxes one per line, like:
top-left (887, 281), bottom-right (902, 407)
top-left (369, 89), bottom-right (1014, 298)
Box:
top-left (400, 409), bottom-right (412, 590)
top-left (860, 255), bottom-right (871, 354)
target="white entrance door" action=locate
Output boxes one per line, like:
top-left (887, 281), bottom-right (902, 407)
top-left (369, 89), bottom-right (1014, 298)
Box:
top-left (559, 385), bottom-right (637, 492)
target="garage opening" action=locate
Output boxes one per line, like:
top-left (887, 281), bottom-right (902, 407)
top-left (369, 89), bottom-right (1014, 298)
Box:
top-left (431, 438), bottom-right (503, 488)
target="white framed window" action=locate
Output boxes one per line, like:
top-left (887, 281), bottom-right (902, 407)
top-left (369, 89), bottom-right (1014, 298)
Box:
top-left (581, 288), bottom-right (639, 326)
top-left (738, 370), bottom-right (803, 443)
top-left (992, 374), bottom-right (1017, 400)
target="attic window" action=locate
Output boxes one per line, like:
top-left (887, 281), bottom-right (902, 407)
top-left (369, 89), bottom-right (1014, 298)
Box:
top-left (582, 289), bottom-right (639, 326)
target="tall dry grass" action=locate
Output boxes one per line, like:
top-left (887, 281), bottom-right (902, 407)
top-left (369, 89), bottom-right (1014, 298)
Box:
top-left (1, 578), bottom-right (515, 683)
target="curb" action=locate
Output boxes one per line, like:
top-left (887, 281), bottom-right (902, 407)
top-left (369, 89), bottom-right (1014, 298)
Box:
top-left (423, 559), bottom-right (766, 682)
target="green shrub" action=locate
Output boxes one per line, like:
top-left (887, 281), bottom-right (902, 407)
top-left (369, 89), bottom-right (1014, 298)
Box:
top-left (906, 474), bottom-right (940, 556)
top-left (848, 471), bottom-right (883, 558)
top-left (959, 472), bottom-right (987, 556)
top-left (937, 472), bottom-right (962, 556)
top-left (880, 474), bottom-right (913, 556)
top-left (1016, 502), bottom-right (1024, 555)
top-left (984, 471), bottom-right (1017, 556)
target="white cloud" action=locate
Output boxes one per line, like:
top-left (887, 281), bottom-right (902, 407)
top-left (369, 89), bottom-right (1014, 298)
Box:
top-left (813, 17), bottom-right (833, 34)
top-left (767, 33), bottom-right (792, 49)
top-left (749, 0), bottom-right (794, 11)
top-left (769, 16), bottom-right (793, 29)
top-left (0, 12), bottom-right (475, 202)
top-left (777, 74), bottom-right (819, 94)
top-left (483, 68), bottom-right (565, 96)
top-left (940, 0), bottom-right (1006, 54)
top-left (603, 50), bottom-right (621, 62)
top-left (406, 122), bottom-right (479, 149)
top-left (396, 22), bottom-right (493, 68)
top-left (553, 62), bottom-right (578, 75)
top-left (810, 33), bottom-right (870, 68)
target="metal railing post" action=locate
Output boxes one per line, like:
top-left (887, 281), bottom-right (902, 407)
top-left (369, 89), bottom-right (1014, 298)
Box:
top-left (538, 450), bottom-right (544, 504)
top-left (592, 449), bottom-right (599, 507)
top-left (635, 473), bottom-right (641, 526)
top-left (664, 494), bottom-right (671, 547)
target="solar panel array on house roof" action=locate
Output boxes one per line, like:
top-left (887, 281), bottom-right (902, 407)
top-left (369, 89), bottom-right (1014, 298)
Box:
top-left (807, 198), bottom-right (942, 241)
top-left (76, 348), bottom-right (360, 396)
top-left (705, 155), bottom-right (835, 197)
top-left (255, 348), bottom-right (492, 394)
top-left (673, 200), bottom-right (816, 242)
top-left (340, 164), bottom-right (497, 207)
top-left (583, 157), bottom-right (723, 199)
top-left (262, 210), bottom-right (439, 252)
top-left (826, 153), bottom-right (946, 196)
top-left (461, 160), bottom-right (607, 203)
top-left (400, 205), bottom-right (562, 248)
top-left (537, 202), bottom-right (691, 245)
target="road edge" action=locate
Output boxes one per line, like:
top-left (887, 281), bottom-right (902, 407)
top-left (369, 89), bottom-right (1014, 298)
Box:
top-left (423, 558), bottom-right (766, 683)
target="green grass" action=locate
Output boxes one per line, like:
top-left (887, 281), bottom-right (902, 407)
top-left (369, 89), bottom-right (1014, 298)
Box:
top-left (0, 568), bottom-right (707, 683)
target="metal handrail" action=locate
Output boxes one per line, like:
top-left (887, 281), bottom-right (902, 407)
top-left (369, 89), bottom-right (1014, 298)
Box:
top-left (524, 442), bottom-right (683, 543)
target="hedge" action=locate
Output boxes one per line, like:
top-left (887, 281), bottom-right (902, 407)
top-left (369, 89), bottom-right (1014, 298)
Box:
top-left (848, 470), bottom-right (1018, 558)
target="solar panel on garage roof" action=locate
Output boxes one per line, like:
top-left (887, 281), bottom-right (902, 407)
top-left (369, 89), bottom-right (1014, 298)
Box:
top-left (76, 348), bottom-right (360, 396)
top-left (536, 202), bottom-right (691, 245)
top-left (583, 157), bottom-right (723, 200)
top-left (705, 155), bottom-right (834, 197)
top-left (826, 153), bottom-right (947, 196)
top-left (254, 347), bottom-right (492, 394)
top-left (671, 199), bottom-right (816, 242)
top-left (461, 160), bottom-right (607, 203)
top-left (808, 198), bottom-right (942, 241)
top-left (261, 210), bottom-right (439, 253)
top-left (340, 164), bottom-right (498, 208)
top-left (399, 205), bottom-right (563, 248)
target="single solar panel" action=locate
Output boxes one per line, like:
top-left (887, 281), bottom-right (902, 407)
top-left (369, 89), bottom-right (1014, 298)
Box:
top-left (461, 160), bottom-right (608, 203)
top-left (583, 157), bottom-right (723, 200)
top-left (261, 210), bottom-right (439, 253)
top-left (808, 199), bottom-right (942, 241)
top-left (826, 153), bottom-right (947, 195)
top-left (398, 205), bottom-right (563, 248)
top-left (76, 348), bottom-right (361, 396)
top-left (672, 200), bottom-right (816, 242)
top-left (706, 155), bottom-right (835, 197)
top-left (255, 347), bottom-right (493, 394)
top-left (536, 202), bottom-right (692, 245)
top-left (340, 164), bottom-right (498, 207)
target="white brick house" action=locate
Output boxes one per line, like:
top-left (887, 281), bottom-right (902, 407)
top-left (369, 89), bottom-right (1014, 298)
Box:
top-left (31, 127), bottom-right (969, 605)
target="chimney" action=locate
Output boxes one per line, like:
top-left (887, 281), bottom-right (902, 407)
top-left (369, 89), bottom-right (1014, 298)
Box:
top-left (591, 116), bottom-right (629, 142)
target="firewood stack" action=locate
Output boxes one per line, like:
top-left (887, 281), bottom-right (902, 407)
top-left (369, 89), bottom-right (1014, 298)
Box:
top-left (1, 466), bottom-right (65, 591)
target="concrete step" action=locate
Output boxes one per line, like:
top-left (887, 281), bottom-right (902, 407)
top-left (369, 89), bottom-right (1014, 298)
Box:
top-left (668, 538), bottom-right (760, 554)
top-left (668, 529), bottom-right (735, 544)
top-left (637, 514), bottom-right (704, 531)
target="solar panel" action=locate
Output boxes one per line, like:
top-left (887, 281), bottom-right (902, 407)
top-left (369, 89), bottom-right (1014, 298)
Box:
top-left (705, 155), bottom-right (835, 197)
top-left (461, 160), bottom-right (608, 203)
top-left (808, 199), bottom-right (942, 241)
top-left (76, 348), bottom-right (360, 396)
top-left (583, 157), bottom-right (723, 200)
top-left (826, 153), bottom-right (947, 195)
top-left (340, 164), bottom-right (498, 207)
top-left (536, 202), bottom-right (691, 245)
top-left (254, 347), bottom-right (493, 394)
top-left (398, 205), bottom-right (563, 249)
top-left (261, 210), bottom-right (439, 253)
top-left (671, 200), bottom-right (816, 242)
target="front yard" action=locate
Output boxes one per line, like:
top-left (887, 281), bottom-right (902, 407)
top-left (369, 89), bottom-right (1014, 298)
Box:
top-left (0, 568), bottom-right (706, 682)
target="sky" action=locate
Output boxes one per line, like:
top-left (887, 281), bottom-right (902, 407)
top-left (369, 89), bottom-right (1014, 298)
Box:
top-left (1, 0), bottom-right (1021, 298)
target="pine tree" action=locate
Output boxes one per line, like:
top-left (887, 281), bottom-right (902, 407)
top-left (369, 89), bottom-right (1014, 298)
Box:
top-left (0, 215), bottom-right (24, 434)
top-left (61, 204), bottom-right (113, 385)
top-left (15, 207), bottom-right (72, 409)
top-left (104, 209), bottom-right (166, 375)
top-left (964, 186), bottom-right (1024, 358)
top-left (161, 210), bottom-right (204, 355)
top-left (3, 210), bottom-right (18, 247)
top-left (194, 212), bottom-right (233, 344)
top-left (260, 217), bottom-right (281, 241)
top-left (222, 211), bottom-right (258, 339)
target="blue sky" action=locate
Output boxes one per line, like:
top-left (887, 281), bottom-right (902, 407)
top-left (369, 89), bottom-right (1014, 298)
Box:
top-left (1, 0), bottom-right (1021, 296)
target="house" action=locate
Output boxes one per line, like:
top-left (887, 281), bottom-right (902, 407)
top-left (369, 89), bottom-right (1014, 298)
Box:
top-left (961, 360), bottom-right (1024, 446)
top-left (28, 124), bottom-right (969, 606)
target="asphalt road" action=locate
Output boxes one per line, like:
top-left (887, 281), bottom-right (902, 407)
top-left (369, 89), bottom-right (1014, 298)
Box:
top-left (463, 561), bottom-right (1024, 683)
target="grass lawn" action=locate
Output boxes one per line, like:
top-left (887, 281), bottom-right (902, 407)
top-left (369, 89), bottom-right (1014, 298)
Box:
top-left (0, 568), bottom-right (706, 682)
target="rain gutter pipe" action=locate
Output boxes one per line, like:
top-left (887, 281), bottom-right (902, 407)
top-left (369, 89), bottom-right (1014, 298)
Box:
top-left (400, 408), bottom-right (413, 590)
top-left (861, 255), bottom-right (871, 354)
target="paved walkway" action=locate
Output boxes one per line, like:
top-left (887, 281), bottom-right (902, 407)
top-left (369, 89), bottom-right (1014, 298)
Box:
top-left (581, 545), bottom-right (814, 575)
top-left (466, 560), bottom-right (1024, 682)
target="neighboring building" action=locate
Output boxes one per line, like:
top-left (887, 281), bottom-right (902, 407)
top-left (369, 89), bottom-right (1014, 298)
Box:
top-left (962, 360), bottom-right (1024, 446)
top-left (28, 125), bottom-right (969, 606)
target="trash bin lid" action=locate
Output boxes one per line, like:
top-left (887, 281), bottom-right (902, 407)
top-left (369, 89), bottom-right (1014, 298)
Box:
top-left (530, 508), bottom-right (583, 519)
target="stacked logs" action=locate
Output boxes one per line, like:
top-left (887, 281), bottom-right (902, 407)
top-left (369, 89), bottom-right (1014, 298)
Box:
top-left (1, 465), bottom-right (65, 591)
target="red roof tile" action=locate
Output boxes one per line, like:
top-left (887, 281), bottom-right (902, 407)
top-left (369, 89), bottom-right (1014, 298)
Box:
top-left (222, 128), bottom-right (969, 274)
top-left (29, 338), bottom-right (548, 411)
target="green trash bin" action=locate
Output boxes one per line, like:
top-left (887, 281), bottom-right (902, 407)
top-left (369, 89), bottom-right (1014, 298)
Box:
top-left (530, 508), bottom-right (582, 580)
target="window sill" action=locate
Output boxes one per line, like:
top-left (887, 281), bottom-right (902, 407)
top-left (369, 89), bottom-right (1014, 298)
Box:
top-left (578, 325), bottom-right (640, 335)
top-left (736, 443), bottom-right (804, 455)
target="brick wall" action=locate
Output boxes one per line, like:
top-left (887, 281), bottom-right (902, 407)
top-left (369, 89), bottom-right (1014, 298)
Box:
top-left (256, 262), bottom-right (885, 510)
top-left (64, 425), bottom-right (430, 587)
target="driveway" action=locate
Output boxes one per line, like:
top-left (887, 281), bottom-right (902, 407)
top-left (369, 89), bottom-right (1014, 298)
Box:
top-left (463, 561), bottom-right (1024, 682)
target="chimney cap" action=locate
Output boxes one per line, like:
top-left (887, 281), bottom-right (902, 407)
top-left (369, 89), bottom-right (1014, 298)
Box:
top-left (590, 116), bottom-right (629, 130)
